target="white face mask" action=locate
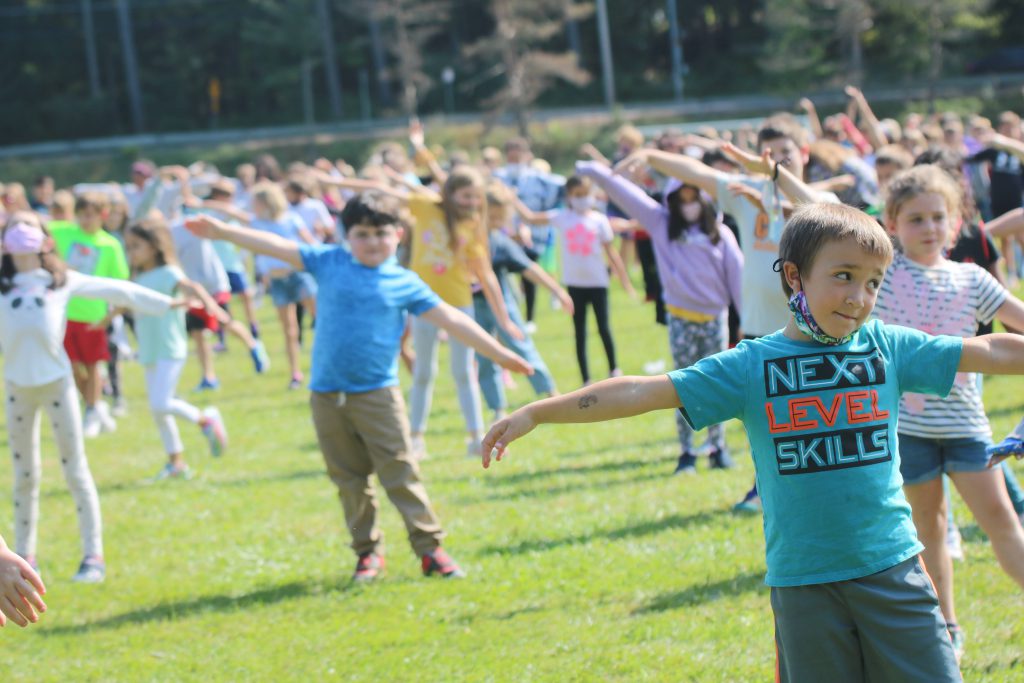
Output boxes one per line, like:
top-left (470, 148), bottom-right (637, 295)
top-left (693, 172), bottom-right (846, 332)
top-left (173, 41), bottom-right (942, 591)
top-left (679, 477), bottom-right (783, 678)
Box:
top-left (568, 196), bottom-right (593, 213)
top-left (681, 201), bottom-right (703, 224)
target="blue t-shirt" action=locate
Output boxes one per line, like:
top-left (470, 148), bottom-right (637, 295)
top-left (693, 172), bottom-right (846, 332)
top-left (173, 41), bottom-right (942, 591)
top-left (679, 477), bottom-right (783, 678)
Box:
top-left (669, 320), bottom-right (963, 587)
top-left (299, 244), bottom-right (440, 393)
top-left (253, 213), bottom-right (307, 273)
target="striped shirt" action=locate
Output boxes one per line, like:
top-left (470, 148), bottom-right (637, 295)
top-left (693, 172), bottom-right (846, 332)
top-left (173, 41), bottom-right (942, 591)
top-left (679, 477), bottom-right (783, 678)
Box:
top-left (873, 252), bottom-right (1006, 438)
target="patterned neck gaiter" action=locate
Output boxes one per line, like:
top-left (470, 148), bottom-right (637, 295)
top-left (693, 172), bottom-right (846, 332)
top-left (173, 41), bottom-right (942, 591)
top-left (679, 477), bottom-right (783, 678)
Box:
top-left (788, 290), bottom-right (855, 346)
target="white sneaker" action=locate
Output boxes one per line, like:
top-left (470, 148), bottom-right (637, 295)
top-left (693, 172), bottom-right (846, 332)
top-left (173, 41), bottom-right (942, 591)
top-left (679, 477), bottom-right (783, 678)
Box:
top-left (111, 396), bottom-right (128, 418)
top-left (466, 436), bottom-right (483, 458)
top-left (524, 322), bottom-right (538, 335)
top-left (95, 401), bottom-right (117, 434)
top-left (410, 434), bottom-right (427, 460)
top-left (947, 526), bottom-right (964, 561)
top-left (82, 408), bottom-right (102, 439)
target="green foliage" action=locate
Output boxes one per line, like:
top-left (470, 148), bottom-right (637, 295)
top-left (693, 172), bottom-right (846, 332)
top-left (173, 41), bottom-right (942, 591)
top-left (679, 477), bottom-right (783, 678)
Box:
top-left (2, 283), bottom-right (1023, 680)
top-left (3, 0), bottom-right (1023, 144)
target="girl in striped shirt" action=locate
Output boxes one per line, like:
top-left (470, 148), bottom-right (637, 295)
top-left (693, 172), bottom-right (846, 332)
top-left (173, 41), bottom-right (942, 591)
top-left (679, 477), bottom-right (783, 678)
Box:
top-left (874, 164), bottom-right (1024, 660)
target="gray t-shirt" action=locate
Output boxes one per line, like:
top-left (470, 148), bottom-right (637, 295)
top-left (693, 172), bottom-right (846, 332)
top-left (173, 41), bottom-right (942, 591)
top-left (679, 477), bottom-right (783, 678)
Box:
top-left (171, 221), bottom-right (229, 294)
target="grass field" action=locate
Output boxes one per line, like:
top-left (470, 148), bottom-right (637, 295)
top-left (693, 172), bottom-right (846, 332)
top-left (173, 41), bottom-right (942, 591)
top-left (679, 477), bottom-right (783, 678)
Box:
top-left (2, 281), bottom-right (1023, 682)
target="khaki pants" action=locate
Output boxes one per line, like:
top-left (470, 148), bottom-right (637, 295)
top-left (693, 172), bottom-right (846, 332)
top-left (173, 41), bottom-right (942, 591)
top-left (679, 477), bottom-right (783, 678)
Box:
top-left (310, 386), bottom-right (444, 557)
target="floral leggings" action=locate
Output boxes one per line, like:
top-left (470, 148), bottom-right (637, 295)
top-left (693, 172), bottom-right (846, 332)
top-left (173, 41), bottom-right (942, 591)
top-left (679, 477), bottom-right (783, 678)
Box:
top-left (669, 314), bottom-right (727, 454)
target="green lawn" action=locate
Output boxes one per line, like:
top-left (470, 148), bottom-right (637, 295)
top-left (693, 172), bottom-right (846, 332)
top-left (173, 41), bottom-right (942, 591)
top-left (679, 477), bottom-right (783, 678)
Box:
top-left (2, 283), bottom-right (1023, 682)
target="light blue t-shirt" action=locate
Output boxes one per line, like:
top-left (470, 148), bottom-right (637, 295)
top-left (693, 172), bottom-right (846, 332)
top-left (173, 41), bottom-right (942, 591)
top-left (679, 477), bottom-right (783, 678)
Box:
top-left (669, 320), bottom-right (963, 587)
top-left (299, 244), bottom-right (440, 393)
top-left (133, 265), bottom-right (188, 365)
top-left (252, 213), bottom-right (307, 273)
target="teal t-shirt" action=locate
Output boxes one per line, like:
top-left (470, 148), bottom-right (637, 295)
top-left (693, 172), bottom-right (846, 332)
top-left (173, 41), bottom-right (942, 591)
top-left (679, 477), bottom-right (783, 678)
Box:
top-left (669, 320), bottom-right (963, 587)
top-left (133, 265), bottom-right (188, 365)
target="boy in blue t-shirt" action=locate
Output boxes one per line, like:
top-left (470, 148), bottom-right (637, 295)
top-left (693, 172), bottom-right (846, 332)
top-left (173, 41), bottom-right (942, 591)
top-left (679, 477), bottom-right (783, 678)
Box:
top-left (479, 203), bottom-right (1024, 681)
top-left (185, 196), bottom-right (532, 583)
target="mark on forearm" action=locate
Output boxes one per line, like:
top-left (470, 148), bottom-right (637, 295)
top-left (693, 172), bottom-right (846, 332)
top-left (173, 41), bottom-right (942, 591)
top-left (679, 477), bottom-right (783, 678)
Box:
top-left (578, 394), bottom-right (598, 410)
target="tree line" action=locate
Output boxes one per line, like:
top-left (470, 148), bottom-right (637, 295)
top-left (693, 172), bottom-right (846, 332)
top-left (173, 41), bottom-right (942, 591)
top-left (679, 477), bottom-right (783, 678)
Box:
top-left (4, 0), bottom-right (1023, 144)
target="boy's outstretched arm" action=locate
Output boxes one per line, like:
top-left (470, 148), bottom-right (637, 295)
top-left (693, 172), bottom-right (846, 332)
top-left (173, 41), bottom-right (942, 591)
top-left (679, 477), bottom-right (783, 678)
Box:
top-left (184, 215), bottom-right (304, 271)
top-left (418, 302), bottom-right (533, 375)
top-left (481, 375), bottom-right (681, 468)
top-left (960, 333), bottom-right (1024, 374)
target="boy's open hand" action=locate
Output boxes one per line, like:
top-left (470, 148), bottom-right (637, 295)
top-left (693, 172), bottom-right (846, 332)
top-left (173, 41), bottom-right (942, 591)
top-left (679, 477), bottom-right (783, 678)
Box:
top-left (612, 149), bottom-right (651, 177)
top-left (986, 436), bottom-right (1024, 468)
top-left (0, 546), bottom-right (46, 628)
top-left (481, 408), bottom-right (537, 468)
top-left (183, 216), bottom-right (221, 240)
top-left (721, 142), bottom-right (772, 176)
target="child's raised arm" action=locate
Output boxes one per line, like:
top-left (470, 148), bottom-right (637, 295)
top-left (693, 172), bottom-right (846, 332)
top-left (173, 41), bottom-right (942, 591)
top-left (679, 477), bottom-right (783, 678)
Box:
top-left (721, 142), bottom-right (822, 206)
top-left (0, 534), bottom-right (46, 628)
top-left (511, 194), bottom-right (556, 226)
top-left (185, 215), bottom-right (304, 272)
top-left (960, 333), bottom-right (1024, 375)
top-left (481, 375), bottom-right (681, 468)
top-left (614, 148), bottom-right (725, 199)
top-left (523, 262), bottom-right (574, 314)
top-left (418, 302), bottom-right (532, 376)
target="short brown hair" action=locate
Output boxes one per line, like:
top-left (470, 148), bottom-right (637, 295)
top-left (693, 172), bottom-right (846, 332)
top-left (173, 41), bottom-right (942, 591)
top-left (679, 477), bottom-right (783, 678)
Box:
top-left (75, 191), bottom-right (109, 214)
top-left (778, 203), bottom-right (894, 297)
top-left (874, 145), bottom-right (913, 171)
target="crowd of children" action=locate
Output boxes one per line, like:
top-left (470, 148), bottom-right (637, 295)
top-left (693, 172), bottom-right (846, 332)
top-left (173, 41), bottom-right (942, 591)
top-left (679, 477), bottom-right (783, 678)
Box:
top-left (3, 86), bottom-right (1024, 681)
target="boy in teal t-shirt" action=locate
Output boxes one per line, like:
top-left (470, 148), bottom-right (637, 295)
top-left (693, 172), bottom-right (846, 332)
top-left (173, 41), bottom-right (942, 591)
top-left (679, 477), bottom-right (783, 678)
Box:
top-left (51, 193), bottom-right (130, 437)
top-left (475, 203), bottom-right (1024, 681)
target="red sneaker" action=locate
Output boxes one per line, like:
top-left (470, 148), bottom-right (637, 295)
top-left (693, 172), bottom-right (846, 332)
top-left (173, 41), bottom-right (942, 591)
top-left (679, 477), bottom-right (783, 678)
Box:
top-left (353, 552), bottom-right (384, 582)
top-left (421, 548), bottom-right (466, 578)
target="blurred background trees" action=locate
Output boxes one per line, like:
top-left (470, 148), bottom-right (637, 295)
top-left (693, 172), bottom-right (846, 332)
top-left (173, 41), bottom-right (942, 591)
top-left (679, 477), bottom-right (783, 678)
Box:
top-left (2, 0), bottom-right (1021, 144)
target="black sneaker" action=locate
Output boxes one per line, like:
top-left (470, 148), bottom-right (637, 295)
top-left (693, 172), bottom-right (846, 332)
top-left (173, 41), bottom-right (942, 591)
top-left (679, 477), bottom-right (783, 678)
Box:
top-left (674, 452), bottom-right (698, 475)
top-left (708, 448), bottom-right (734, 469)
top-left (421, 548), bottom-right (466, 578)
top-left (352, 552), bottom-right (384, 583)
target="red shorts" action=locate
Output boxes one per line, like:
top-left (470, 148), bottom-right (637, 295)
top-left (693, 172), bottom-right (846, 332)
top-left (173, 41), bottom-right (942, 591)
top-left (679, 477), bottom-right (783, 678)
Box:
top-left (186, 291), bottom-right (231, 333)
top-left (64, 320), bottom-right (110, 364)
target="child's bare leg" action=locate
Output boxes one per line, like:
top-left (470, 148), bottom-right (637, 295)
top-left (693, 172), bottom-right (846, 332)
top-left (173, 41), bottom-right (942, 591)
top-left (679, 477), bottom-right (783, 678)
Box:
top-left (903, 477), bottom-right (957, 624)
top-left (191, 330), bottom-right (216, 383)
top-left (952, 469), bottom-right (1024, 589)
top-left (277, 304), bottom-right (301, 379)
top-left (84, 363), bottom-right (102, 409)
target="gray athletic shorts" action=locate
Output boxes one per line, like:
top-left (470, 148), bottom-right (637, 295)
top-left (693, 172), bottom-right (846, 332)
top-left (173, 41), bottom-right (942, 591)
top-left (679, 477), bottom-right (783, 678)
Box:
top-left (771, 556), bottom-right (961, 683)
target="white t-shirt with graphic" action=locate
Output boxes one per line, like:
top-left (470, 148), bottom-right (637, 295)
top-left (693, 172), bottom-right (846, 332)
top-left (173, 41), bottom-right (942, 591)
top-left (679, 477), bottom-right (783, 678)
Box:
top-left (551, 209), bottom-right (614, 288)
top-left (873, 252), bottom-right (1007, 438)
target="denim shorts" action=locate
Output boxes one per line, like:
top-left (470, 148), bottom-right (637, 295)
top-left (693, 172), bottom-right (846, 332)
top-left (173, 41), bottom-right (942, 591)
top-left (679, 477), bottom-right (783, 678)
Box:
top-left (898, 433), bottom-right (993, 485)
top-left (269, 272), bottom-right (317, 307)
top-left (227, 270), bottom-right (249, 294)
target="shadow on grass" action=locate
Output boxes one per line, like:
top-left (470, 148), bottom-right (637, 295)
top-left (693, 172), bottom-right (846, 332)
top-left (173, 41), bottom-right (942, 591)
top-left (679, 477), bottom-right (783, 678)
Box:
top-left (482, 509), bottom-right (727, 556)
top-left (474, 453), bottom-right (663, 486)
top-left (44, 468), bottom-right (327, 499)
top-left (42, 577), bottom-right (355, 635)
top-left (209, 468), bottom-right (324, 489)
top-left (982, 403), bottom-right (1024, 421)
top-left (454, 469), bottom-right (671, 505)
top-left (632, 570), bottom-right (766, 613)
